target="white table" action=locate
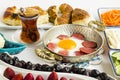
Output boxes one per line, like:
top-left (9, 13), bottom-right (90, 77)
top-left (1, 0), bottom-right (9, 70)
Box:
top-left (0, 0), bottom-right (120, 79)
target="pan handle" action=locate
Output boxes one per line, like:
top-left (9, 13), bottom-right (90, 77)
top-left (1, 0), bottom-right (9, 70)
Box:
top-left (88, 20), bottom-right (106, 31)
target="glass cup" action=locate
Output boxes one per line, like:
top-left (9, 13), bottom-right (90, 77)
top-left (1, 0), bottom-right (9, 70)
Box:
top-left (19, 14), bottom-right (40, 44)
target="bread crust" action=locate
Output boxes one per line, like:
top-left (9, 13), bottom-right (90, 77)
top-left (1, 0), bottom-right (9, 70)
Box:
top-left (47, 5), bottom-right (58, 23)
top-left (72, 8), bottom-right (90, 25)
top-left (59, 3), bottom-right (73, 14)
top-left (2, 6), bottom-right (21, 26)
top-left (55, 13), bottom-right (71, 25)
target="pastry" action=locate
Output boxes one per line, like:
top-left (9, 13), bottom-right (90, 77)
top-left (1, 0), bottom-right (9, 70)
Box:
top-left (47, 5), bottom-right (58, 23)
top-left (59, 3), bottom-right (73, 14)
top-left (2, 6), bottom-right (21, 26)
top-left (54, 3), bottom-right (73, 25)
top-left (54, 13), bottom-right (71, 25)
top-left (72, 8), bottom-right (90, 25)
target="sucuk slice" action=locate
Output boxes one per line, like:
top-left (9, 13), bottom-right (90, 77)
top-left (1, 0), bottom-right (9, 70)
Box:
top-left (58, 50), bottom-right (68, 56)
top-left (57, 34), bottom-right (69, 40)
top-left (74, 51), bottom-right (85, 56)
top-left (80, 47), bottom-right (96, 54)
top-left (82, 41), bottom-right (97, 48)
top-left (47, 42), bottom-right (57, 51)
top-left (71, 33), bottom-right (84, 40)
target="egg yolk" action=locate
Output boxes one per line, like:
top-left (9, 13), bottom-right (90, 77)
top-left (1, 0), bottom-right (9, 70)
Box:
top-left (58, 39), bottom-right (76, 50)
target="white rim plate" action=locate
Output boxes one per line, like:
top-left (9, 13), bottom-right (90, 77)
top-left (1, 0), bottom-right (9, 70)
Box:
top-left (0, 64), bottom-right (97, 80)
top-left (0, 22), bottom-right (53, 29)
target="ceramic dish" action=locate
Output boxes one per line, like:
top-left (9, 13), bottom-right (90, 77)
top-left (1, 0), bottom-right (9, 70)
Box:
top-left (104, 28), bottom-right (120, 49)
top-left (98, 7), bottom-right (120, 27)
top-left (0, 33), bottom-right (26, 55)
top-left (108, 49), bottom-right (120, 78)
top-left (0, 64), bottom-right (97, 80)
top-left (0, 60), bottom-right (116, 80)
top-left (43, 24), bottom-right (104, 63)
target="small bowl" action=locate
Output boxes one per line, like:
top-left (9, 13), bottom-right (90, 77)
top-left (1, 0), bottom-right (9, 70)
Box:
top-left (98, 7), bottom-right (120, 27)
top-left (104, 28), bottom-right (120, 49)
top-left (43, 24), bottom-right (104, 63)
top-left (108, 49), bottom-right (120, 77)
top-left (0, 33), bottom-right (26, 55)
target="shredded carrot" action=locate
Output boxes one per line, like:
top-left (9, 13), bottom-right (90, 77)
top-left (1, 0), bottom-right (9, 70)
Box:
top-left (101, 10), bottom-right (120, 26)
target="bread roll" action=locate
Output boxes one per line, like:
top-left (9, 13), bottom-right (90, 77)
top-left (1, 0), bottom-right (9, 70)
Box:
top-left (72, 8), bottom-right (90, 25)
top-left (47, 5), bottom-right (58, 23)
top-left (59, 3), bottom-right (73, 14)
top-left (55, 13), bottom-right (71, 25)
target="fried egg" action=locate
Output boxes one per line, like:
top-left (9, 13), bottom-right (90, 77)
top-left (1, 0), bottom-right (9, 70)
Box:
top-left (47, 36), bottom-right (84, 56)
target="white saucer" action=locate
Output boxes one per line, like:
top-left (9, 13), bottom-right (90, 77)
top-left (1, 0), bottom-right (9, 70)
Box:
top-left (12, 29), bottom-right (45, 47)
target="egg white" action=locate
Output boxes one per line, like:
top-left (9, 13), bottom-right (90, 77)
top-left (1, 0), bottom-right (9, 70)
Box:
top-left (48, 37), bottom-right (84, 56)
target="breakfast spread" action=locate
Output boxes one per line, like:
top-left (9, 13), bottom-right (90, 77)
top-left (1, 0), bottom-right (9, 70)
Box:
top-left (0, 34), bottom-right (5, 48)
top-left (0, 2), bottom-right (119, 80)
top-left (47, 34), bottom-right (97, 56)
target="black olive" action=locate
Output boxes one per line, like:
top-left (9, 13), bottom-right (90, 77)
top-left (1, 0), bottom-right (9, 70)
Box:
top-left (0, 53), bottom-right (9, 59)
top-left (77, 68), bottom-right (87, 75)
top-left (62, 67), bottom-right (71, 73)
top-left (25, 61), bottom-right (33, 70)
top-left (47, 66), bottom-right (54, 71)
top-left (8, 59), bottom-right (14, 65)
top-left (53, 64), bottom-right (62, 72)
top-left (41, 64), bottom-right (50, 71)
top-left (2, 54), bottom-right (11, 63)
top-left (14, 61), bottom-right (23, 68)
top-left (89, 69), bottom-right (100, 78)
top-left (20, 60), bottom-right (26, 68)
top-left (98, 72), bottom-right (108, 80)
top-left (71, 65), bottom-right (79, 73)
top-left (35, 63), bottom-right (42, 71)
top-left (13, 56), bottom-right (19, 61)
top-left (31, 64), bottom-right (37, 70)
